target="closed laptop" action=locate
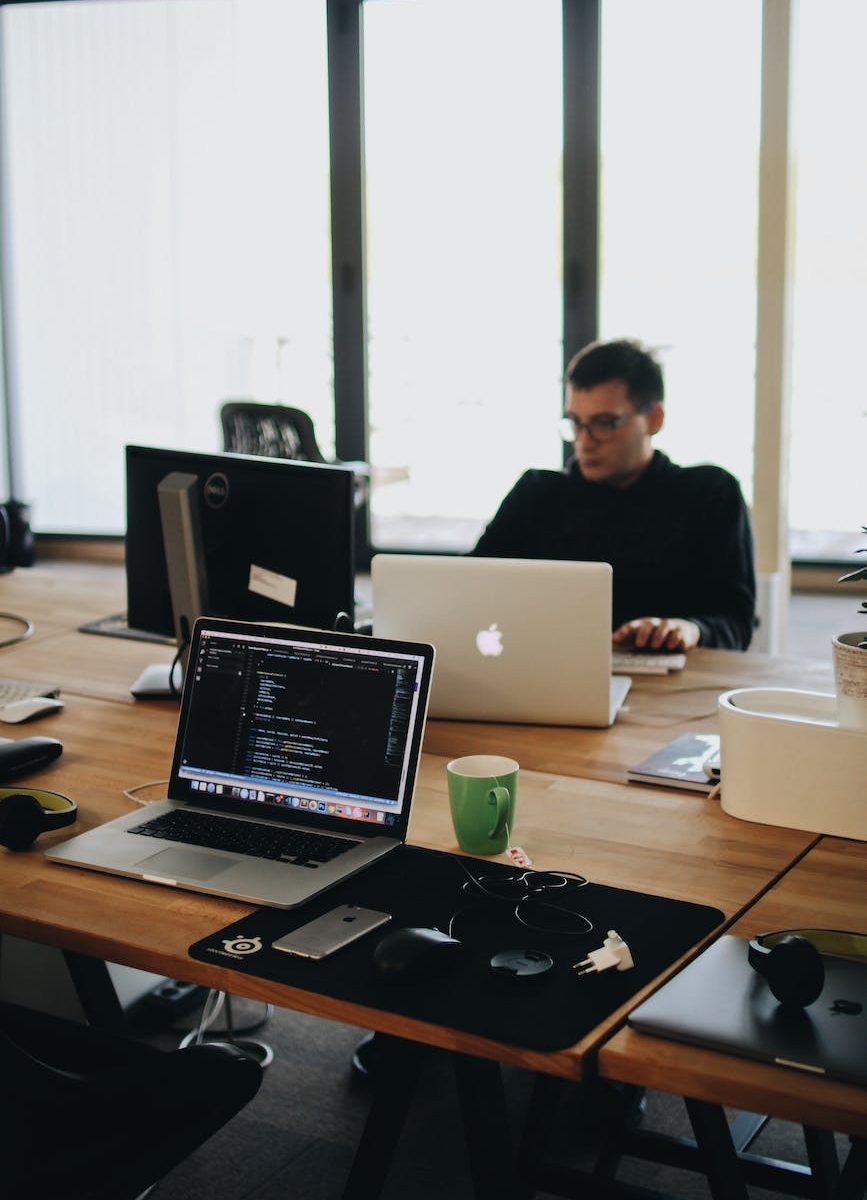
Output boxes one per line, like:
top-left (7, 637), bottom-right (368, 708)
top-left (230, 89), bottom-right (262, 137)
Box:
top-left (629, 935), bottom-right (867, 1087)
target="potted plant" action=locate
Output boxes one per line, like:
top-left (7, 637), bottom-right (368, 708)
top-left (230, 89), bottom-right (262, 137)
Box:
top-left (833, 526), bottom-right (867, 729)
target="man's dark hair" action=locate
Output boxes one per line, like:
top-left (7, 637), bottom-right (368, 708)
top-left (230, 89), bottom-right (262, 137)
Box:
top-left (565, 339), bottom-right (664, 409)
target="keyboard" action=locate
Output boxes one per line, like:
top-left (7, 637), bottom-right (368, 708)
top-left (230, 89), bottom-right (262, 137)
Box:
top-left (128, 808), bottom-right (358, 867)
top-left (0, 677), bottom-right (60, 707)
top-left (611, 651), bottom-right (687, 676)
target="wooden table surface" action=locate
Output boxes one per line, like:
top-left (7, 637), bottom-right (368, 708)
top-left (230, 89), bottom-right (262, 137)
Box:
top-left (0, 557), bottom-right (130, 642)
top-left (0, 687), bottom-right (818, 1080)
top-left (0, 559), bottom-right (843, 1084)
top-left (599, 837), bottom-right (867, 1136)
top-left (424, 650), bottom-right (835, 780)
top-left (1, 559), bottom-right (836, 777)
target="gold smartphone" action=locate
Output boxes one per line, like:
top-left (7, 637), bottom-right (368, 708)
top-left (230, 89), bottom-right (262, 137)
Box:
top-left (272, 904), bottom-right (392, 960)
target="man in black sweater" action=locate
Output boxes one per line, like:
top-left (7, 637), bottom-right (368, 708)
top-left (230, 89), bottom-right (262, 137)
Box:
top-left (472, 339), bottom-right (756, 651)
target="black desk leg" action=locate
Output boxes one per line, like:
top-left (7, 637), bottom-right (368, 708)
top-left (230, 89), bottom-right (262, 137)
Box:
top-left (62, 951), bottom-right (125, 1032)
top-left (342, 1035), bottom-right (426, 1200)
top-left (512, 1073), bottom-right (565, 1199)
top-left (452, 1053), bottom-right (514, 1200)
top-left (803, 1125), bottom-right (840, 1198)
top-left (684, 1098), bottom-right (749, 1200)
top-left (833, 1138), bottom-right (867, 1200)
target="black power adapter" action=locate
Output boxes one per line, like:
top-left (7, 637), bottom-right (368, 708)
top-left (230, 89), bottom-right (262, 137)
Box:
top-left (142, 978), bottom-right (207, 1018)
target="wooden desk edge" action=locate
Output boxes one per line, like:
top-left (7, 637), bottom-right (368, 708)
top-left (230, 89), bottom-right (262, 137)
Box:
top-left (598, 1026), bottom-right (867, 1139)
top-left (2, 898), bottom-right (738, 1085)
top-left (1, 907), bottom-right (596, 1079)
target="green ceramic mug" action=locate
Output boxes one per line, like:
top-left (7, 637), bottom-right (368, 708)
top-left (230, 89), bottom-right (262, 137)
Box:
top-left (446, 754), bottom-right (519, 855)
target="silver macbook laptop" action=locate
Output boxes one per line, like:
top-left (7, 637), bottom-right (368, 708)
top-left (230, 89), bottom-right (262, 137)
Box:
top-left (47, 618), bottom-right (435, 909)
top-left (372, 555), bottom-right (630, 727)
top-left (629, 935), bottom-right (867, 1087)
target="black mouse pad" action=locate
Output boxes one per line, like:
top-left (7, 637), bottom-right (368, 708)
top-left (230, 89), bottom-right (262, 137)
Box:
top-left (188, 844), bottom-right (723, 1052)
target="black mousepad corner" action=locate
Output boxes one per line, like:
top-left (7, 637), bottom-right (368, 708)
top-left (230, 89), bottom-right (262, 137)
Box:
top-left (188, 844), bottom-right (723, 1052)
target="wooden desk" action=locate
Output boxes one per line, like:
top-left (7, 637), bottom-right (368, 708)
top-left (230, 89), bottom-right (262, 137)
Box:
top-left (0, 562), bottom-right (824, 1072)
top-left (0, 697), bottom-right (815, 1082)
top-left (423, 648), bottom-right (834, 781)
top-left (3, 559), bottom-right (837, 783)
top-left (598, 838), bottom-right (867, 1140)
top-left (0, 559), bottom-right (128, 642)
top-left (0, 627), bottom-right (181, 706)
top-left (0, 559), bottom-right (854, 1195)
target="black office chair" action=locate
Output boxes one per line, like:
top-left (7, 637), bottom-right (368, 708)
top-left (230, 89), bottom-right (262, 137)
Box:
top-left (1, 1000), bottom-right (262, 1199)
top-left (219, 399), bottom-right (370, 508)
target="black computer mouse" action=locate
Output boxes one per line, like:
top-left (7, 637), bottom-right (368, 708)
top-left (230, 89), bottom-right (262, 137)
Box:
top-left (372, 926), bottom-right (462, 983)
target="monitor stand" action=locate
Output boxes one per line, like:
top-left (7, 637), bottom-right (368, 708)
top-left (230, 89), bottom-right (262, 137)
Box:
top-left (79, 611), bottom-right (175, 645)
top-left (130, 659), bottom-right (184, 699)
top-left (130, 471), bottom-right (208, 701)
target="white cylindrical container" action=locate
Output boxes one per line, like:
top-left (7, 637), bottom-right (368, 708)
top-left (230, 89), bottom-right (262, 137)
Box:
top-left (719, 687), bottom-right (867, 841)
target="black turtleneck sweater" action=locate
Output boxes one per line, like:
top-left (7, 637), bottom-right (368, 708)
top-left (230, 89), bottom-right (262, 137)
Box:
top-left (471, 451), bottom-right (756, 650)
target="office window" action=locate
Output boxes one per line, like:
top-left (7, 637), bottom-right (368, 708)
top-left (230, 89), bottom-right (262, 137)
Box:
top-left (363, 0), bottom-right (563, 551)
top-left (788, 1), bottom-right (867, 558)
top-left (2, 0), bottom-right (331, 534)
top-left (598, 0), bottom-right (761, 501)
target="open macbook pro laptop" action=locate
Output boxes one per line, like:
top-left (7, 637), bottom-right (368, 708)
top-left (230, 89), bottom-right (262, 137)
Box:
top-left (372, 555), bottom-right (630, 727)
top-left (47, 618), bottom-right (435, 908)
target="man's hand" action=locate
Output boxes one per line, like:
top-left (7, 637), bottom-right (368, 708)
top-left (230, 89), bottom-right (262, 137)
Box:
top-left (612, 617), bottom-right (701, 652)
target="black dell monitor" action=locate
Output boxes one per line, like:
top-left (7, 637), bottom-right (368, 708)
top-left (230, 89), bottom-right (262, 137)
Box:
top-left (125, 445), bottom-right (355, 638)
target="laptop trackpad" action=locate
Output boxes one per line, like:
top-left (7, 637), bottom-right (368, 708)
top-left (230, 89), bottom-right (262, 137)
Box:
top-left (134, 848), bottom-right (237, 881)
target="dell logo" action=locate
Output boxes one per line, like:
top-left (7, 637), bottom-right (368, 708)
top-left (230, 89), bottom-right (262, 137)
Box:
top-left (204, 472), bottom-right (229, 509)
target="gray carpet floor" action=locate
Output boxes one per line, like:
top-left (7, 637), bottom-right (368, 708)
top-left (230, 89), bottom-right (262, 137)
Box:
top-left (134, 995), bottom-right (852, 1200)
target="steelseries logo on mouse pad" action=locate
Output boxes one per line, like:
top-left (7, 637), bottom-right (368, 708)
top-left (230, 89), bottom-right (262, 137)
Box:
top-left (203, 933), bottom-right (266, 961)
top-left (221, 935), bottom-right (264, 956)
top-left (204, 472), bottom-right (229, 508)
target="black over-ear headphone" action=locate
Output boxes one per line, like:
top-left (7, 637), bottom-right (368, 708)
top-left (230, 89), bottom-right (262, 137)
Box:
top-left (748, 928), bottom-right (867, 1007)
top-left (0, 787), bottom-right (77, 850)
top-left (0, 500), bottom-right (35, 573)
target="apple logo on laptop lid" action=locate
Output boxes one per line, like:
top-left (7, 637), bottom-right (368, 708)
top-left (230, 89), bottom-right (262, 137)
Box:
top-left (475, 624), bottom-right (504, 657)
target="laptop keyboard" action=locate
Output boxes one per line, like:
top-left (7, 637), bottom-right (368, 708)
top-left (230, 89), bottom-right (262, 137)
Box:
top-left (128, 809), bottom-right (358, 868)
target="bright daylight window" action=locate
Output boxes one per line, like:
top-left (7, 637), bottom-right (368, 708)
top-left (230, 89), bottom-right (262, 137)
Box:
top-left (2, 0), bottom-right (332, 534)
top-left (363, 0), bottom-right (563, 551)
top-left (788, 0), bottom-right (867, 562)
top-left (598, 0), bottom-right (761, 503)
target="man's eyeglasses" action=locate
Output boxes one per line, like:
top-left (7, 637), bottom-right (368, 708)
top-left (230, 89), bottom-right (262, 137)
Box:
top-left (559, 405), bottom-right (649, 444)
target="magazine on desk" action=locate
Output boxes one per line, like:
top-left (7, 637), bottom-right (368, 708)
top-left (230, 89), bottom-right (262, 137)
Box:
top-left (627, 732), bottom-right (719, 793)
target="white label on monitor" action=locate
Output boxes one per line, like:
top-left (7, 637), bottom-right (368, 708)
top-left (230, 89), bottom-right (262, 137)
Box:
top-left (248, 564), bottom-right (297, 609)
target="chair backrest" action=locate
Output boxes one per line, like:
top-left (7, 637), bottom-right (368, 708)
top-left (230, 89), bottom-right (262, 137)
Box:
top-left (220, 400), bottom-right (327, 464)
top-left (1, 1000), bottom-right (262, 1200)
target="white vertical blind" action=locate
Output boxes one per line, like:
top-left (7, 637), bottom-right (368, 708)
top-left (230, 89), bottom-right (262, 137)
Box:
top-left (788, 0), bottom-right (867, 538)
top-left (2, 0), bottom-right (331, 533)
top-left (599, 0), bottom-right (762, 501)
top-left (363, 0), bottom-right (563, 550)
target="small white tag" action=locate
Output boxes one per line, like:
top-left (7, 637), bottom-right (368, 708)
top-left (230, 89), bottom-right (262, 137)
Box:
top-left (507, 845), bottom-right (532, 867)
top-left (248, 564), bottom-right (297, 609)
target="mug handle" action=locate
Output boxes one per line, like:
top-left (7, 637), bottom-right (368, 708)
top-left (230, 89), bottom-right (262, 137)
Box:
top-left (487, 786), bottom-right (511, 838)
